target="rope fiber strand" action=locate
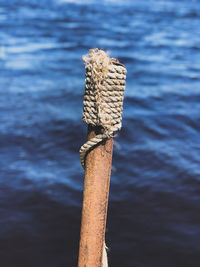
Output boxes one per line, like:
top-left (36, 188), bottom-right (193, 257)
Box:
top-left (79, 48), bottom-right (127, 267)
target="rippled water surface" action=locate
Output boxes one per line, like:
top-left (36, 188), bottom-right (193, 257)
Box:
top-left (0, 0), bottom-right (200, 266)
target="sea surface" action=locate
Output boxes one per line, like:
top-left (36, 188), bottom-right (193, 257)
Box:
top-left (0, 0), bottom-right (200, 266)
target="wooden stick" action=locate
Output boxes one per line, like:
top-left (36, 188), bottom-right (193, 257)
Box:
top-left (78, 125), bottom-right (113, 267)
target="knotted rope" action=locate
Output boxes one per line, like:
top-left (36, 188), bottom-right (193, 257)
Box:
top-left (80, 48), bottom-right (127, 169)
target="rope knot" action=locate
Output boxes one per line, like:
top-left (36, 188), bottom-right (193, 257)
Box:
top-left (80, 48), bottom-right (127, 168)
top-left (82, 48), bottom-right (127, 137)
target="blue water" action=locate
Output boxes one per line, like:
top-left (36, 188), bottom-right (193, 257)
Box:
top-left (0, 0), bottom-right (200, 266)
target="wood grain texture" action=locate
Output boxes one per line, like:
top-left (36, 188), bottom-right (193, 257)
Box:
top-left (78, 125), bottom-right (113, 267)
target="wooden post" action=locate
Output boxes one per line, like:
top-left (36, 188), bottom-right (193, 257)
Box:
top-left (78, 125), bottom-right (113, 267)
top-left (78, 48), bottom-right (126, 267)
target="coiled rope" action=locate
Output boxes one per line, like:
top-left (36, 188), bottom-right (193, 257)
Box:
top-left (80, 48), bottom-right (127, 169)
top-left (79, 48), bottom-right (127, 266)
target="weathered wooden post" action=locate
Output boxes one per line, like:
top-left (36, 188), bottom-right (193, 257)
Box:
top-left (78, 49), bottom-right (127, 267)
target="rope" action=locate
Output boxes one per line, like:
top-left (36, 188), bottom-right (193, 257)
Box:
top-left (80, 48), bottom-right (127, 169)
top-left (80, 48), bottom-right (127, 266)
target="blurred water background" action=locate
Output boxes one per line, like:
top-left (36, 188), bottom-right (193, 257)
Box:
top-left (0, 0), bottom-right (200, 266)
